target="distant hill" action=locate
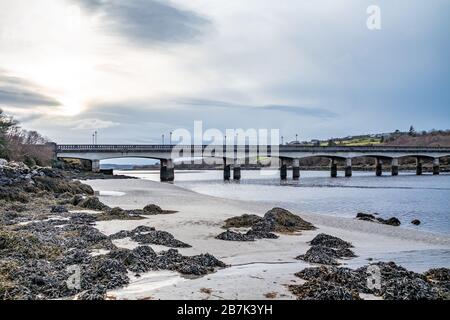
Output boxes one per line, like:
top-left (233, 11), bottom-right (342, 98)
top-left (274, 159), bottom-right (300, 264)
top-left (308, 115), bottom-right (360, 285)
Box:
top-left (293, 130), bottom-right (450, 147)
top-left (382, 131), bottom-right (450, 147)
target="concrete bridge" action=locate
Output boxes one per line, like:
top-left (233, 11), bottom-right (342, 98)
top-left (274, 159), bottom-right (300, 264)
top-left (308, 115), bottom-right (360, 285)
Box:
top-left (55, 144), bottom-right (450, 182)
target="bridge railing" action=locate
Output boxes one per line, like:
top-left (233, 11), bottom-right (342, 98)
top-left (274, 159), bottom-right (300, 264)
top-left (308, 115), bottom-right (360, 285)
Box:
top-left (56, 144), bottom-right (450, 153)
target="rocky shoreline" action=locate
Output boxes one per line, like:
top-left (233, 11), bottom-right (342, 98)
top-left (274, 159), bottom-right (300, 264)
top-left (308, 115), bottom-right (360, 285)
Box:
top-left (0, 161), bottom-right (224, 300)
top-left (1, 161), bottom-right (449, 300)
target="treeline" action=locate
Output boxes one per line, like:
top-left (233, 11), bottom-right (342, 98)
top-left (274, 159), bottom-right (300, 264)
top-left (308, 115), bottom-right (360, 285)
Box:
top-left (0, 109), bottom-right (53, 166)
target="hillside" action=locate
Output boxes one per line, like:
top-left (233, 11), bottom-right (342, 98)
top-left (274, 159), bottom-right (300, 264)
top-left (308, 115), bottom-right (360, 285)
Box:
top-left (383, 132), bottom-right (450, 147)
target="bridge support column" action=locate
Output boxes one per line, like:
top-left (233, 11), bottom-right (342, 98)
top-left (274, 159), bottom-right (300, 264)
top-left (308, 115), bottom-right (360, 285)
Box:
top-left (391, 158), bottom-right (399, 176)
top-left (416, 158), bottom-right (423, 176)
top-left (375, 159), bottom-right (383, 176)
top-left (330, 159), bottom-right (337, 178)
top-left (293, 159), bottom-right (300, 180)
top-left (160, 159), bottom-right (174, 182)
top-left (280, 160), bottom-right (288, 180)
top-left (233, 159), bottom-right (241, 181)
top-left (91, 160), bottom-right (100, 173)
top-left (224, 158), bottom-right (231, 181)
top-left (345, 158), bottom-right (352, 177)
top-left (433, 159), bottom-right (440, 175)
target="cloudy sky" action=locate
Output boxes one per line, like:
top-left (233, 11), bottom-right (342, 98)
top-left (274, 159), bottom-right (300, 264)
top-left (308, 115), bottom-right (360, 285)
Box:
top-left (0, 0), bottom-right (449, 144)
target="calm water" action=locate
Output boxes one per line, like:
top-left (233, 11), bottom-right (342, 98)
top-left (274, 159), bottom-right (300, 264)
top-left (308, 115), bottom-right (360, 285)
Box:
top-left (119, 170), bottom-right (450, 235)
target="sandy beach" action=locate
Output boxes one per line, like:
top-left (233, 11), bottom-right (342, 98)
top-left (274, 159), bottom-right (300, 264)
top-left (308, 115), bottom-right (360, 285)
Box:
top-left (84, 178), bottom-right (450, 300)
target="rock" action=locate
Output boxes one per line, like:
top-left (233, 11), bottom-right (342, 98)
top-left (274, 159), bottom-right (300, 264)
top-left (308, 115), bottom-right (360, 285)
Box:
top-left (132, 231), bottom-right (191, 248)
top-left (411, 219), bottom-right (421, 226)
top-left (223, 214), bottom-right (263, 228)
top-left (292, 262), bottom-right (446, 300)
top-left (143, 204), bottom-right (163, 214)
top-left (263, 207), bottom-right (316, 233)
top-left (245, 229), bottom-right (279, 240)
top-left (215, 230), bottom-right (255, 241)
top-left (289, 280), bottom-right (361, 300)
top-left (50, 205), bottom-right (68, 213)
top-left (356, 212), bottom-right (376, 221)
top-left (110, 226), bottom-right (191, 248)
top-left (0, 159), bottom-right (8, 167)
top-left (382, 277), bottom-right (440, 300)
top-left (424, 268), bottom-right (450, 282)
top-left (309, 233), bottom-right (353, 249)
top-left (216, 208), bottom-right (314, 242)
top-left (78, 285), bottom-right (107, 300)
top-left (296, 245), bottom-right (355, 266)
top-left (78, 197), bottom-right (110, 211)
top-left (356, 213), bottom-right (401, 227)
top-left (381, 217), bottom-right (401, 226)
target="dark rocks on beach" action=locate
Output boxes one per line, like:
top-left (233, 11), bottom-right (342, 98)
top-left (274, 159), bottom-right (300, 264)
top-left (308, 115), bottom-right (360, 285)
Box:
top-left (77, 197), bottom-right (110, 211)
top-left (0, 161), bottom-right (226, 299)
top-left (296, 245), bottom-right (356, 266)
top-left (296, 246), bottom-right (341, 266)
top-left (143, 204), bottom-right (163, 214)
top-left (356, 213), bottom-right (401, 226)
top-left (291, 262), bottom-right (448, 300)
top-left (110, 225), bottom-right (191, 248)
top-left (309, 233), bottom-right (353, 249)
top-left (98, 207), bottom-right (145, 221)
top-left (215, 230), bottom-right (254, 242)
top-left (378, 217), bottom-right (401, 226)
top-left (424, 268), bottom-right (450, 282)
top-left (50, 205), bottom-right (68, 213)
top-left (154, 249), bottom-right (226, 276)
top-left (78, 285), bottom-right (107, 300)
top-left (215, 229), bottom-right (279, 242)
top-left (216, 208), bottom-right (314, 242)
top-left (296, 233), bottom-right (356, 266)
top-left (356, 212), bottom-right (376, 221)
top-left (411, 219), bottom-right (421, 226)
top-left (223, 214), bottom-right (264, 229)
top-left (262, 207), bottom-right (316, 233)
top-left (132, 231), bottom-right (191, 248)
top-left (245, 229), bottom-right (279, 240)
top-left (289, 280), bottom-right (361, 300)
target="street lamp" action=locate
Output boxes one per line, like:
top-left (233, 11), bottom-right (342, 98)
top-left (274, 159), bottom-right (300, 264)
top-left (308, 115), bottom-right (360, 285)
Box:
top-left (162, 134), bottom-right (165, 145)
top-left (170, 132), bottom-right (173, 145)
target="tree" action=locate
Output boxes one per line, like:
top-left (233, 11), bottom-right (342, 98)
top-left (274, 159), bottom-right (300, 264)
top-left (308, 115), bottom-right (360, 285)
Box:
top-left (409, 125), bottom-right (416, 136)
top-left (0, 109), bottom-right (17, 158)
top-left (0, 109), bottom-right (51, 164)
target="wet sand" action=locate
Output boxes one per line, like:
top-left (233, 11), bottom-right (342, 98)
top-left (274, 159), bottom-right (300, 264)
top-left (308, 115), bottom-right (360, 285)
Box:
top-left (85, 178), bottom-right (450, 300)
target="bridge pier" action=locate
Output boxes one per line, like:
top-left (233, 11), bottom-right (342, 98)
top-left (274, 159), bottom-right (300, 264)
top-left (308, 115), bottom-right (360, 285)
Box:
top-left (233, 159), bottom-right (241, 181)
top-left (416, 158), bottom-right (423, 176)
top-left (345, 158), bottom-right (352, 177)
top-left (391, 158), bottom-right (399, 176)
top-left (224, 160), bottom-right (231, 181)
top-left (293, 159), bottom-right (300, 180)
top-left (280, 160), bottom-right (288, 180)
top-left (330, 159), bottom-right (337, 178)
top-left (375, 159), bottom-right (383, 176)
top-left (91, 160), bottom-right (100, 173)
top-left (160, 159), bottom-right (174, 182)
top-left (433, 159), bottom-right (440, 175)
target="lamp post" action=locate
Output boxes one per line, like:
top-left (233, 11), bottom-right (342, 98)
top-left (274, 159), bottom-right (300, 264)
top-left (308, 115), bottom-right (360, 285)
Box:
top-left (169, 132), bottom-right (173, 145)
top-left (162, 134), bottom-right (165, 145)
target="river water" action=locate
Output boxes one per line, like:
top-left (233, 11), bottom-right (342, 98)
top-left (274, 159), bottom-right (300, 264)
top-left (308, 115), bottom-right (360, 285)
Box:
top-left (116, 170), bottom-right (450, 235)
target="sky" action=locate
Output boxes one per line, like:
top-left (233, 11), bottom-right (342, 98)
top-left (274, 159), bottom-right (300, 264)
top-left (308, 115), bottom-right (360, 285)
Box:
top-left (0, 0), bottom-right (449, 144)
